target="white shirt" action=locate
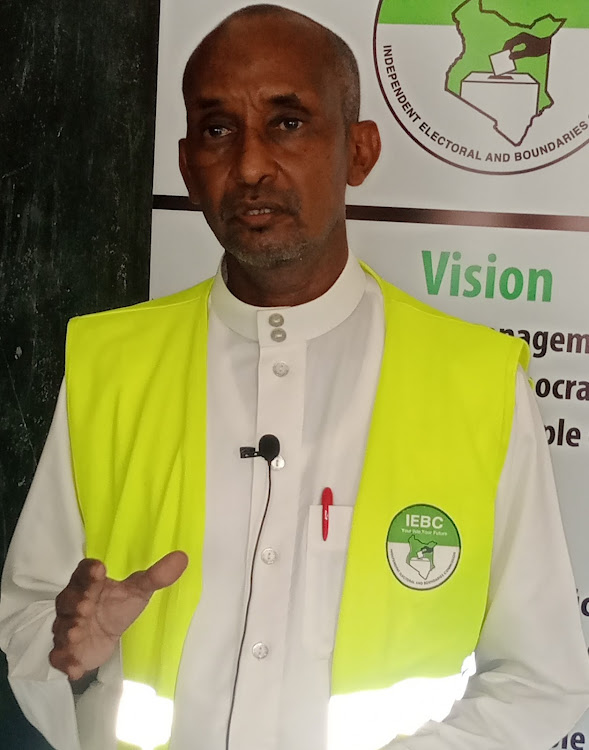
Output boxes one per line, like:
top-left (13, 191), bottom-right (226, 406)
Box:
top-left (1, 254), bottom-right (588, 750)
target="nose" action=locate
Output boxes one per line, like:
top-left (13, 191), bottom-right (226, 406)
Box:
top-left (234, 127), bottom-right (277, 187)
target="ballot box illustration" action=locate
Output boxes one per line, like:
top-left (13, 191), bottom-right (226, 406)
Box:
top-left (459, 72), bottom-right (540, 145)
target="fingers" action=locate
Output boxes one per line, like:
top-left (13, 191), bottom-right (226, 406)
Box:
top-left (147, 551), bottom-right (189, 591)
top-left (55, 585), bottom-right (95, 618)
top-left (50, 558), bottom-right (108, 680)
top-left (503, 32), bottom-right (530, 49)
top-left (51, 617), bottom-right (84, 649)
top-left (50, 615), bottom-right (91, 681)
top-left (49, 553), bottom-right (188, 680)
top-left (125, 551), bottom-right (189, 596)
top-left (67, 558), bottom-right (106, 595)
top-left (49, 646), bottom-right (90, 682)
top-left (55, 559), bottom-right (105, 617)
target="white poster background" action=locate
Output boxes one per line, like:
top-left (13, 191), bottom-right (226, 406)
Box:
top-left (151, 1), bottom-right (589, 746)
top-left (153, 0), bottom-right (589, 215)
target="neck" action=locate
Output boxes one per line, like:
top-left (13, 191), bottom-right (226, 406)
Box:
top-left (224, 238), bottom-right (349, 308)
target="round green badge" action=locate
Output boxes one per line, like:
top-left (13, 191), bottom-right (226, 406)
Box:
top-left (386, 504), bottom-right (461, 590)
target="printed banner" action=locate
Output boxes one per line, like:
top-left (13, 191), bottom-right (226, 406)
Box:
top-left (150, 1), bottom-right (589, 745)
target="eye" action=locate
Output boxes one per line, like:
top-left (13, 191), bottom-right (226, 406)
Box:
top-left (204, 125), bottom-right (231, 139)
top-left (278, 118), bottom-right (303, 131)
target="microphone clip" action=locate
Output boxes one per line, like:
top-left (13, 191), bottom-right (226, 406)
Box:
top-left (240, 446), bottom-right (257, 459)
top-left (240, 434), bottom-right (281, 463)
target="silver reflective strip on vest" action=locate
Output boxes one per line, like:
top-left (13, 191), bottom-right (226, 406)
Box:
top-left (116, 680), bottom-right (174, 750)
top-left (328, 654), bottom-right (476, 750)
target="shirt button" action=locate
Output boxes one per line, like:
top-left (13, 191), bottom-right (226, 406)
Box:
top-left (272, 361), bottom-right (289, 377)
top-left (261, 548), bottom-right (278, 565)
top-left (270, 328), bottom-right (286, 343)
top-left (269, 313), bottom-right (284, 327)
top-left (271, 455), bottom-right (285, 471)
top-left (252, 642), bottom-right (269, 660)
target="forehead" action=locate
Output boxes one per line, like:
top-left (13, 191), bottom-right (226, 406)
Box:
top-left (186, 16), bottom-right (339, 111)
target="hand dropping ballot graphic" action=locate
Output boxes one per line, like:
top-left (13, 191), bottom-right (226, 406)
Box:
top-left (448, 9), bottom-right (564, 146)
top-left (456, 23), bottom-right (559, 145)
top-left (406, 536), bottom-right (438, 580)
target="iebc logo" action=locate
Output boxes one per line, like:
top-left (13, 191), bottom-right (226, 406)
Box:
top-left (386, 505), bottom-right (461, 590)
top-left (374, 0), bottom-right (589, 174)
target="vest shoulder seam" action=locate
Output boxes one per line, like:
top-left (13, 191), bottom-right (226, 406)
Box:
top-left (68, 280), bottom-right (213, 326)
top-left (372, 271), bottom-right (527, 353)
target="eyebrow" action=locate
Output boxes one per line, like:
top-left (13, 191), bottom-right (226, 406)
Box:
top-left (188, 93), bottom-right (312, 115)
top-left (268, 93), bottom-right (310, 113)
top-left (189, 97), bottom-right (223, 111)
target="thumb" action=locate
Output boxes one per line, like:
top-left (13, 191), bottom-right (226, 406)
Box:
top-left (125, 551), bottom-right (189, 597)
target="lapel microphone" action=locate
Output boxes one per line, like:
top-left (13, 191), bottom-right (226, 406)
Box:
top-left (228, 432), bottom-right (281, 748)
top-left (240, 434), bottom-right (281, 463)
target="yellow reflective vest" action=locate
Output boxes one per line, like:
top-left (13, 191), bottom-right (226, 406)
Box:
top-left (65, 264), bottom-right (528, 747)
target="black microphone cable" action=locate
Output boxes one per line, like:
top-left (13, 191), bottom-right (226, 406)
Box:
top-left (225, 435), bottom-right (280, 750)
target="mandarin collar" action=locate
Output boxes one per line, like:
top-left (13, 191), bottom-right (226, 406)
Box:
top-left (209, 252), bottom-right (367, 343)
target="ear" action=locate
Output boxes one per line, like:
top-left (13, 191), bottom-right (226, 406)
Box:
top-left (179, 138), bottom-right (200, 205)
top-left (346, 121), bottom-right (381, 187)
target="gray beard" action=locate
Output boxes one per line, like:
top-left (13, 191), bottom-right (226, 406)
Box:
top-left (215, 188), bottom-right (312, 269)
top-left (221, 233), bottom-right (315, 270)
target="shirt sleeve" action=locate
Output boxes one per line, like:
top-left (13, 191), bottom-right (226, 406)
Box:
top-left (0, 381), bottom-right (122, 750)
top-left (0, 382), bottom-right (83, 750)
top-left (0, 383), bottom-right (129, 750)
top-left (386, 367), bottom-right (589, 750)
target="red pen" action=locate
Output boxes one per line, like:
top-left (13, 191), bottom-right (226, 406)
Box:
top-left (321, 487), bottom-right (333, 541)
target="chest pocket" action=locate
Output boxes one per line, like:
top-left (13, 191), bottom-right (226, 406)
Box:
top-left (302, 505), bottom-right (354, 659)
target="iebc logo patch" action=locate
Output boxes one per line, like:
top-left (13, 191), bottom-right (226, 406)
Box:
top-left (387, 505), bottom-right (461, 590)
top-left (374, 1), bottom-right (589, 174)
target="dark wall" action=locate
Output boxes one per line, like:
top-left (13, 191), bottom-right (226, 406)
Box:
top-left (0, 1), bottom-right (160, 745)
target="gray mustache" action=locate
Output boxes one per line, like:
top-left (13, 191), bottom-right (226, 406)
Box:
top-left (220, 190), bottom-right (301, 221)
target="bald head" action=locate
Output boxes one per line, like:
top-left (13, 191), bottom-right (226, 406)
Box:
top-left (182, 4), bottom-right (360, 130)
top-left (178, 3), bottom-right (381, 289)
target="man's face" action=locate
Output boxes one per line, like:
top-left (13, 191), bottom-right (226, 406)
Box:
top-left (179, 17), bottom-right (352, 269)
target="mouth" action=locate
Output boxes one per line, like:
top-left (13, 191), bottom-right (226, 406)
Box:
top-left (234, 204), bottom-right (289, 230)
top-left (244, 207), bottom-right (273, 216)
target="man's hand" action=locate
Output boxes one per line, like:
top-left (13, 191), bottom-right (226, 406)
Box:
top-left (49, 551), bottom-right (188, 681)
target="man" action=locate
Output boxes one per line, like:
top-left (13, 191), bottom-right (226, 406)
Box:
top-left (1, 5), bottom-right (588, 750)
